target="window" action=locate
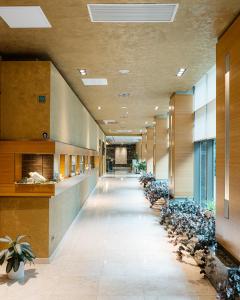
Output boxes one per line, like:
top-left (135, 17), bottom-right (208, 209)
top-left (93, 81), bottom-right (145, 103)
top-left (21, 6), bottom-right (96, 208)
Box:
top-left (193, 65), bottom-right (216, 208)
top-left (194, 140), bottom-right (215, 208)
top-left (194, 66), bottom-right (216, 142)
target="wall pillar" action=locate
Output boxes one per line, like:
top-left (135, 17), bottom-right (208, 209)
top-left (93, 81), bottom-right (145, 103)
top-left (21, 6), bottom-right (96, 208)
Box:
top-left (135, 141), bottom-right (142, 161)
top-left (154, 116), bottom-right (168, 180)
top-left (169, 93), bottom-right (193, 198)
top-left (216, 15), bottom-right (240, 261)
top-left (146, 127), bottom-right (155, 174)
top-left (141, 133), bottom-right (147, 161)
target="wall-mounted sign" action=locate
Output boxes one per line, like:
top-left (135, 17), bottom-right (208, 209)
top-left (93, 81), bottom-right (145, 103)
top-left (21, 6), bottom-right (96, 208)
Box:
top-left (38, 95), bottom-right (46, 103)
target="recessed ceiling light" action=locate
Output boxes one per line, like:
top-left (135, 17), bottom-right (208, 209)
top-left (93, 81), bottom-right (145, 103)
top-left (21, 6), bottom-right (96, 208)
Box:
top-left (119, 69), bottom-right (129, 74)
top-left (82, 78), bottom-right (108, 86)
top-left (121, 106), bottom-right (127, 109)
top-left (78, 69), bottom-right (87, 76)
top-left (98, 106), bottom-right (101, 110)
top-left (155, 106), bottom-right (159, 111)
top-left (176, 68), bottom-right (187, 77)
top-left (102, 120), bottom-right (117, 125)
top-left (87, 4), bottom-right (179, 23)
top-left (0, 6), bottom-right (51, 28)
top-left (119, 92), bottom-right (130, 97)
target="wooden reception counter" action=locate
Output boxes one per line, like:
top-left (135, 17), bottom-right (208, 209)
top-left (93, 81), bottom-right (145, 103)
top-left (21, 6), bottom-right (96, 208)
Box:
top-left (0, 140), bottom-right (100, 261)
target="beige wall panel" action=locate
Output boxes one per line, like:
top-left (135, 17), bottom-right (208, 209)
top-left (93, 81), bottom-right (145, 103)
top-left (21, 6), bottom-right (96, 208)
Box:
top-left (169, 94), bottom-right (193, 197)
top-left (49, 170), bottom-right (98, 256)
top-left (155, 117), bottom-right (168, 180)
top-left (216, 16), bottom-right (240, 261)
top-left (0, 197), bottom-right (49, 258)
top-left (0, 61), bottom-right (50, 140)
top-left (50, 64), bottom-right (105, 151)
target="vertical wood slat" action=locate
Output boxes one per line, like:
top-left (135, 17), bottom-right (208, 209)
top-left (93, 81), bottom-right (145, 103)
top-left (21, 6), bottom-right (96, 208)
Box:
top-left (216, 15), bottom-right (240, 261)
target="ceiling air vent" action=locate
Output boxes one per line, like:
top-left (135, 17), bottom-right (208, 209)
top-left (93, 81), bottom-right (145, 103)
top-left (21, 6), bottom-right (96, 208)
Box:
top-left (87, 4), bottom-right (179, 23)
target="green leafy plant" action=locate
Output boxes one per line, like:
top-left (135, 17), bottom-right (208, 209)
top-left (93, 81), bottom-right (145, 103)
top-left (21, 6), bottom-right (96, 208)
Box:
top-left (0, 235), bottom-right (35, 273)
top-left (137, 161), bottom-right (147, 172)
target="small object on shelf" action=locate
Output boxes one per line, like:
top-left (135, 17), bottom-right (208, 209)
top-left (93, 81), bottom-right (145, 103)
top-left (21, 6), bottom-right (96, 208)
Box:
top-left (29, 172), bottom-right (47, 183)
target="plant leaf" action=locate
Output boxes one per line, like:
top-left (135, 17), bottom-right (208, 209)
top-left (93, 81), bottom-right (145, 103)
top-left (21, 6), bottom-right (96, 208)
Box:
top-left (15, 244), bottom-right (22, 255)
top-left (4, 236), bottom-right (13, 243)
top-left (0, 250), bottom-right (6, 265)
top-left (6, 259), bottom-right (13, 273)
top-left (22, 247), bottom-right (35, 259)
top-left (13, 258), bottom-right (20, 272)
top-left (20, 242), bottom-right (30, 247)
top-left (16, 235), bottom-right (27, 243)
top-left (0, 237), bottom-right (11, 243)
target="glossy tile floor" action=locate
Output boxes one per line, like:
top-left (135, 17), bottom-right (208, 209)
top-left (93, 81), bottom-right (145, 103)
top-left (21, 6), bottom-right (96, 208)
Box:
top-left (0, 176), bottom-right (216, 300)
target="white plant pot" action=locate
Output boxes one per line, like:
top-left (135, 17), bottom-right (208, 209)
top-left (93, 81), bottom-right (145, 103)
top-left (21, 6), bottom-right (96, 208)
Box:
top-left (7, 261), bottom-right (24, 280)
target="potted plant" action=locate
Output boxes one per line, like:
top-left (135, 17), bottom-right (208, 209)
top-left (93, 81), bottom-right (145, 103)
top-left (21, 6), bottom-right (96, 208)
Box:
top-left (0, 235), bottom-right (35, 280)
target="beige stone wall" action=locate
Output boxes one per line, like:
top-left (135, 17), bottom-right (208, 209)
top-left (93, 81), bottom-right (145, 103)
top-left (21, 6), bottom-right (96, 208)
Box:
top-left (49, 170), bottom-right (98, 256)
top-left (50, 64), bottom-right (105, 151)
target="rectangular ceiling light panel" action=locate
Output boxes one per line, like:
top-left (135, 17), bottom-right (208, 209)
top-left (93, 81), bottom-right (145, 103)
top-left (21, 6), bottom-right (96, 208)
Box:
top-left (0, 6), bottom-right (51, 28)
top-left (82, 78), bottom-right (108, 86)
top-left (87, 4), bottom-right (179, 23)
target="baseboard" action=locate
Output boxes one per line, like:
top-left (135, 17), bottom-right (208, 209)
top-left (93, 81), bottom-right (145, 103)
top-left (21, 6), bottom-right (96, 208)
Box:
top-left (35, 178), bottom-right (100, 264)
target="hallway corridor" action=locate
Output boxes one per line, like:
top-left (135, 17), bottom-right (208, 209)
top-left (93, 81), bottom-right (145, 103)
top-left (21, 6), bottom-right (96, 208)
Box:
top-left (0, 177), bottom-right (216, 300)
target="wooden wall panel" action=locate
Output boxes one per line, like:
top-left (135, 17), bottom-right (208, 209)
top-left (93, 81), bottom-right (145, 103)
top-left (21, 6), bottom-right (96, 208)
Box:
top-left (0, 153), bottom-right (15, 184)
top-left (154, 117), bottom-right (169, 180)
top-left (0, 61), bottom-right (50, 140)
top-left (14, 153), bottom-right (22, 182)
top-left (216, 15), bottom-right (240, 261)
top-left (0, 197), bottom-right (49, 258)
top-left (0, 61), bottom-right (2, 138)
top-left (141, 133), bottom-right (147, 161)
top-left (169, 93), bottom-right (193, 197)
top-left (146, 127), bottom-right (155, 173)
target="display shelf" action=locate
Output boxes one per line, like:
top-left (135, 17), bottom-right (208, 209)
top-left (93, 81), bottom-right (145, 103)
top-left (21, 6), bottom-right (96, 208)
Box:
top-left (0, 140), bottom-right (99, 197)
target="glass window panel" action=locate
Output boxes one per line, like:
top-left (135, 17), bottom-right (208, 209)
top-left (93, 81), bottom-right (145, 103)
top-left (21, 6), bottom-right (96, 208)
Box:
top-left (207, 66), bottom-right (216, 103)
top-left (194, 139), bottom-right (216, 208)
top-left (206, 99), bottom-right (216, 139)
top-left (194, 75), bottom-right (207, 111)
top-left (194, 106), bottom-right (207, 141)
top-left (200, 141), bottom-right (207, 207)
